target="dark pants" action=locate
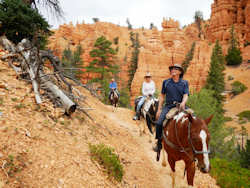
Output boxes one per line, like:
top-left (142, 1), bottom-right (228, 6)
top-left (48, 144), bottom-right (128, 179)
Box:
top-left (155, 105), bottom-right (175, 139)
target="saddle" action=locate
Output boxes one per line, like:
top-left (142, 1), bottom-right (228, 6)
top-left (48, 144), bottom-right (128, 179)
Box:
top-left (163, 107), bottom-right (194, 127)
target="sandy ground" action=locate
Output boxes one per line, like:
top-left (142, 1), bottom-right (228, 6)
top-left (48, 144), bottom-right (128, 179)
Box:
top-left (0, 57), bottom-right (219, 188)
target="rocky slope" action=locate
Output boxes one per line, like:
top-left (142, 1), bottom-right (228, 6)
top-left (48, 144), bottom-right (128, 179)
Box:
top-left (0, 49), bottom-right (218, 187)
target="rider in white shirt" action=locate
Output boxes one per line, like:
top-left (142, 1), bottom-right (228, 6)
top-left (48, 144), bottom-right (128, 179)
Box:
top-left (133, 72), bottom-right (155, 120)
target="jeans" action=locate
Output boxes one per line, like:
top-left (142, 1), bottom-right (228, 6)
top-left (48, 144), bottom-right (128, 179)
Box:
top-left (136, 96), bottom-right (146, 112)
top-left (155, 105), bottom-right (173, 139)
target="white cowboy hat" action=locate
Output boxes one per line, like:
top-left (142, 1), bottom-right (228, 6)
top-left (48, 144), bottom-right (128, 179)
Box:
top-left (144, 72), bottom-right (152, 78)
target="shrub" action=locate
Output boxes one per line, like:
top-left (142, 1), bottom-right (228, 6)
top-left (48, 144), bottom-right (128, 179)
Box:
top-left (224, 116), bottom-right (233, 122)
top-left (210, 158), bottom-right (250, 188)
top-left (237, 111), bottom-right (250, 122)
top-left (89, 143), bottom-right (124, 182)
top-left (231, 81), bottom-right (247, 96)
top-left (119, 87), bottom-right (131, 108)
top-left (0, 0), bottom-right (51, 48)
top-left (227, 75), bottom-right (234, 81)
top-left (240, 139), bottom-right (250, 169)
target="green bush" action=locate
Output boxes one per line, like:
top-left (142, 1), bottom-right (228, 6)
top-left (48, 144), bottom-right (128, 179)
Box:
top-left (210, 158), bottom-right (250, 188)
top-left (231, 81), bottom-right (247, 96)
top-left (226, 47), bottom-right (242, 65)
top-left (224, 116), bottom-right (233, 122)
top-left (240, 139), bottom-right (250, 169)
top-left (0, 0), bottom-right (51, 47)
top-left (119, 87), bottom-right (131, 108)
top-left (227, 75), bottom-right (234, 81)
top-left (89, 143), bottom-right (124, 182)
top-left (237, 111), bottom-right (250, 122)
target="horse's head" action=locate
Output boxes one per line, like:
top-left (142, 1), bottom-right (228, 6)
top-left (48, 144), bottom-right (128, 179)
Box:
top-left (188, 114), bottom-right (213, 173)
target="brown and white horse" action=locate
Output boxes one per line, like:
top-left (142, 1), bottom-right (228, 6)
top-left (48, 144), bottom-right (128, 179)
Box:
top-left (161, 111), bottom-right (213, 188)
top-left (109, 88), bottom-right (119, 111)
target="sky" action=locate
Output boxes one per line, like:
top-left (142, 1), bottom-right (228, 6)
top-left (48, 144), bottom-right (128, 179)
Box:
top-left (41, 0), bottom-right (214, 30)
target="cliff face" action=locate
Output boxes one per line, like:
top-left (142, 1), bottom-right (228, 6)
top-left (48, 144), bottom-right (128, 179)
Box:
top-left (206, 0), bottom-right (250, 59)
top-left (48, 20), bottom-right (212, 103)
top-left (48, 0), bottom-right (250, 104)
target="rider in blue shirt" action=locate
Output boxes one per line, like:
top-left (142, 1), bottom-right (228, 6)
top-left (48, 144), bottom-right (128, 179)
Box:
top-left (109, 78), bottom-right (119, 99)
top-left (153, 64), bottom-right (189, 161)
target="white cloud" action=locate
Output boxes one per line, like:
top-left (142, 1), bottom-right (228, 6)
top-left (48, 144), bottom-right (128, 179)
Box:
top-left (41, 0), bottom-right (214, 29)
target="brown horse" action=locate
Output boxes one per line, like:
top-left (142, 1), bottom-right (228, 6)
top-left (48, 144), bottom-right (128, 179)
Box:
top-left (161, 111), bottom-right (213, 188)
top-left (109, 88), bottom-right (119, 111)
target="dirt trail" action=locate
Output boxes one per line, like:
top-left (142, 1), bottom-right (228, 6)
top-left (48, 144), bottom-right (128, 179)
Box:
top-left (0, 51), bottom-right (218, 187)
top-left (103, 106), bottom-right (218, 188)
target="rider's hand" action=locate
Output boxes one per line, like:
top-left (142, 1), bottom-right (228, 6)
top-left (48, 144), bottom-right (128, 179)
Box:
top-left (180, 102), bottom-right (185, 111)
top-left (156, 110), bottom-right (161, 120)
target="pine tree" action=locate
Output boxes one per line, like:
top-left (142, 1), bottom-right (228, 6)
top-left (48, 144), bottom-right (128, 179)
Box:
top-left (0, 0), bottom-right (51, 46)
top-left (61, 45), bottom-right (84, 80)
top-left (128, 32), bottom-right (140, 91)
top-left (194, 10), bottom-right (203, 38)
top-left (226, 25), bottom-right (242, 65)
top-left (205, 40), bottom-right (225, 105)
top-left (86, 36), bottom-right (119, 81)
top-left (182, 42), bottom-right (196, 73)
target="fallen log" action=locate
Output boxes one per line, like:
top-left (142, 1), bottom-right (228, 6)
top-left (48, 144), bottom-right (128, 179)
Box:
top-left (0, 36), bottom-right (77, 114)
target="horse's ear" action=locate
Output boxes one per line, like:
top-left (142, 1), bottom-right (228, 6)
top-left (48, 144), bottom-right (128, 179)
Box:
top-left (204, 114), bottom-right (213, 126)
top-left (187, 113), bottom-right (194, 123)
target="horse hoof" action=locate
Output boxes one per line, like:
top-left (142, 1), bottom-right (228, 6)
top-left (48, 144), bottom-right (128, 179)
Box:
top-left (162, 161), bottom-right (167, 167)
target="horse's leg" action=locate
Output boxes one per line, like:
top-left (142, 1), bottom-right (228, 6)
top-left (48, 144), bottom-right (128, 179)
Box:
top-left (168, 158), bottom-right (176, 188)
top-left (143, 119), bottom-right (146, 134)
top-left (186, 161), bottom-right (195, 187)
top-left (136, 121), bottom-right (142, 136)
top-left (161, 149), bottom-right (167, 167)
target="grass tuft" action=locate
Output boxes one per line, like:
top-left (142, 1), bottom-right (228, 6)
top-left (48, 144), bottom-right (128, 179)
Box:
top-left (89, 143), bottom-right (124, 182)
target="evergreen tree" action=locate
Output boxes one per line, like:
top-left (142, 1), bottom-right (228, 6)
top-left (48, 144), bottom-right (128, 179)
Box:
top-left (187, 89), bottom-right (239, 160)
top-left (182, 42), bottom-right (196, 73)
top-left (240, 139), bottom-right (250, 169)
top-left (150, 23), bottom-right (154, 30)
top-left (126, 18), bottom-right (132, 30)
top-left (205, 40), bottom-right (225, 106)
top-left (194, 10), bottom-right (203, 38)
top-left (86, 36), bottom-right (119, 81)
top-left (61, 45), bottom-right (84, 80)
top-left (128, 32), bottom-right (140, 91)
top-left (0, 0), bottom-right (51, 46)
top-left (85, 36), bottom-right (119, 103)
top-left (226, 25), bottom-right (242, 65)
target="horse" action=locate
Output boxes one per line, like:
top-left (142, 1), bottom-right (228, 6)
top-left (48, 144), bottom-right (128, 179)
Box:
top-left (160, 111), bottom-right (213, 188)
top-left (134, 96), bottom-right (159, 142)
top-left (109, 88), bottom-right (119, 111)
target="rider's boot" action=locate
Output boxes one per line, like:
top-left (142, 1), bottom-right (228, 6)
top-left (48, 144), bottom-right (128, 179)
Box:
top-left (153, 137), bottom-right (162, 161)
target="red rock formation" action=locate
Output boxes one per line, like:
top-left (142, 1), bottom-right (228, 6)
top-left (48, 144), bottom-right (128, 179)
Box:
top-left (48, 0), bottom-right (249, 104)
top-left (206, 0), bottom-right (250, 56)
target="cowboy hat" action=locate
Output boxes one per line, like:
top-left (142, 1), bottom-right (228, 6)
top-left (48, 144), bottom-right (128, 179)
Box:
top-left (144, 72), bottom-right (152, 78)
top-left (169, 64), bottom-right (184, 78)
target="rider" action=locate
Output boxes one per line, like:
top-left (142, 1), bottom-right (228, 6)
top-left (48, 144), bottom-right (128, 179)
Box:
top-left (109, 78), bottom-right (119, 99)
top-left (153, 64), bottom-right (189, 160)
top-left (133, 72), bottom-right (156, 120)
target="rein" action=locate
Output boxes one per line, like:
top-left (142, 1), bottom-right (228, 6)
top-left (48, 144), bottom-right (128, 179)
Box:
top-left (162, 114), bottom-right (210, 160)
